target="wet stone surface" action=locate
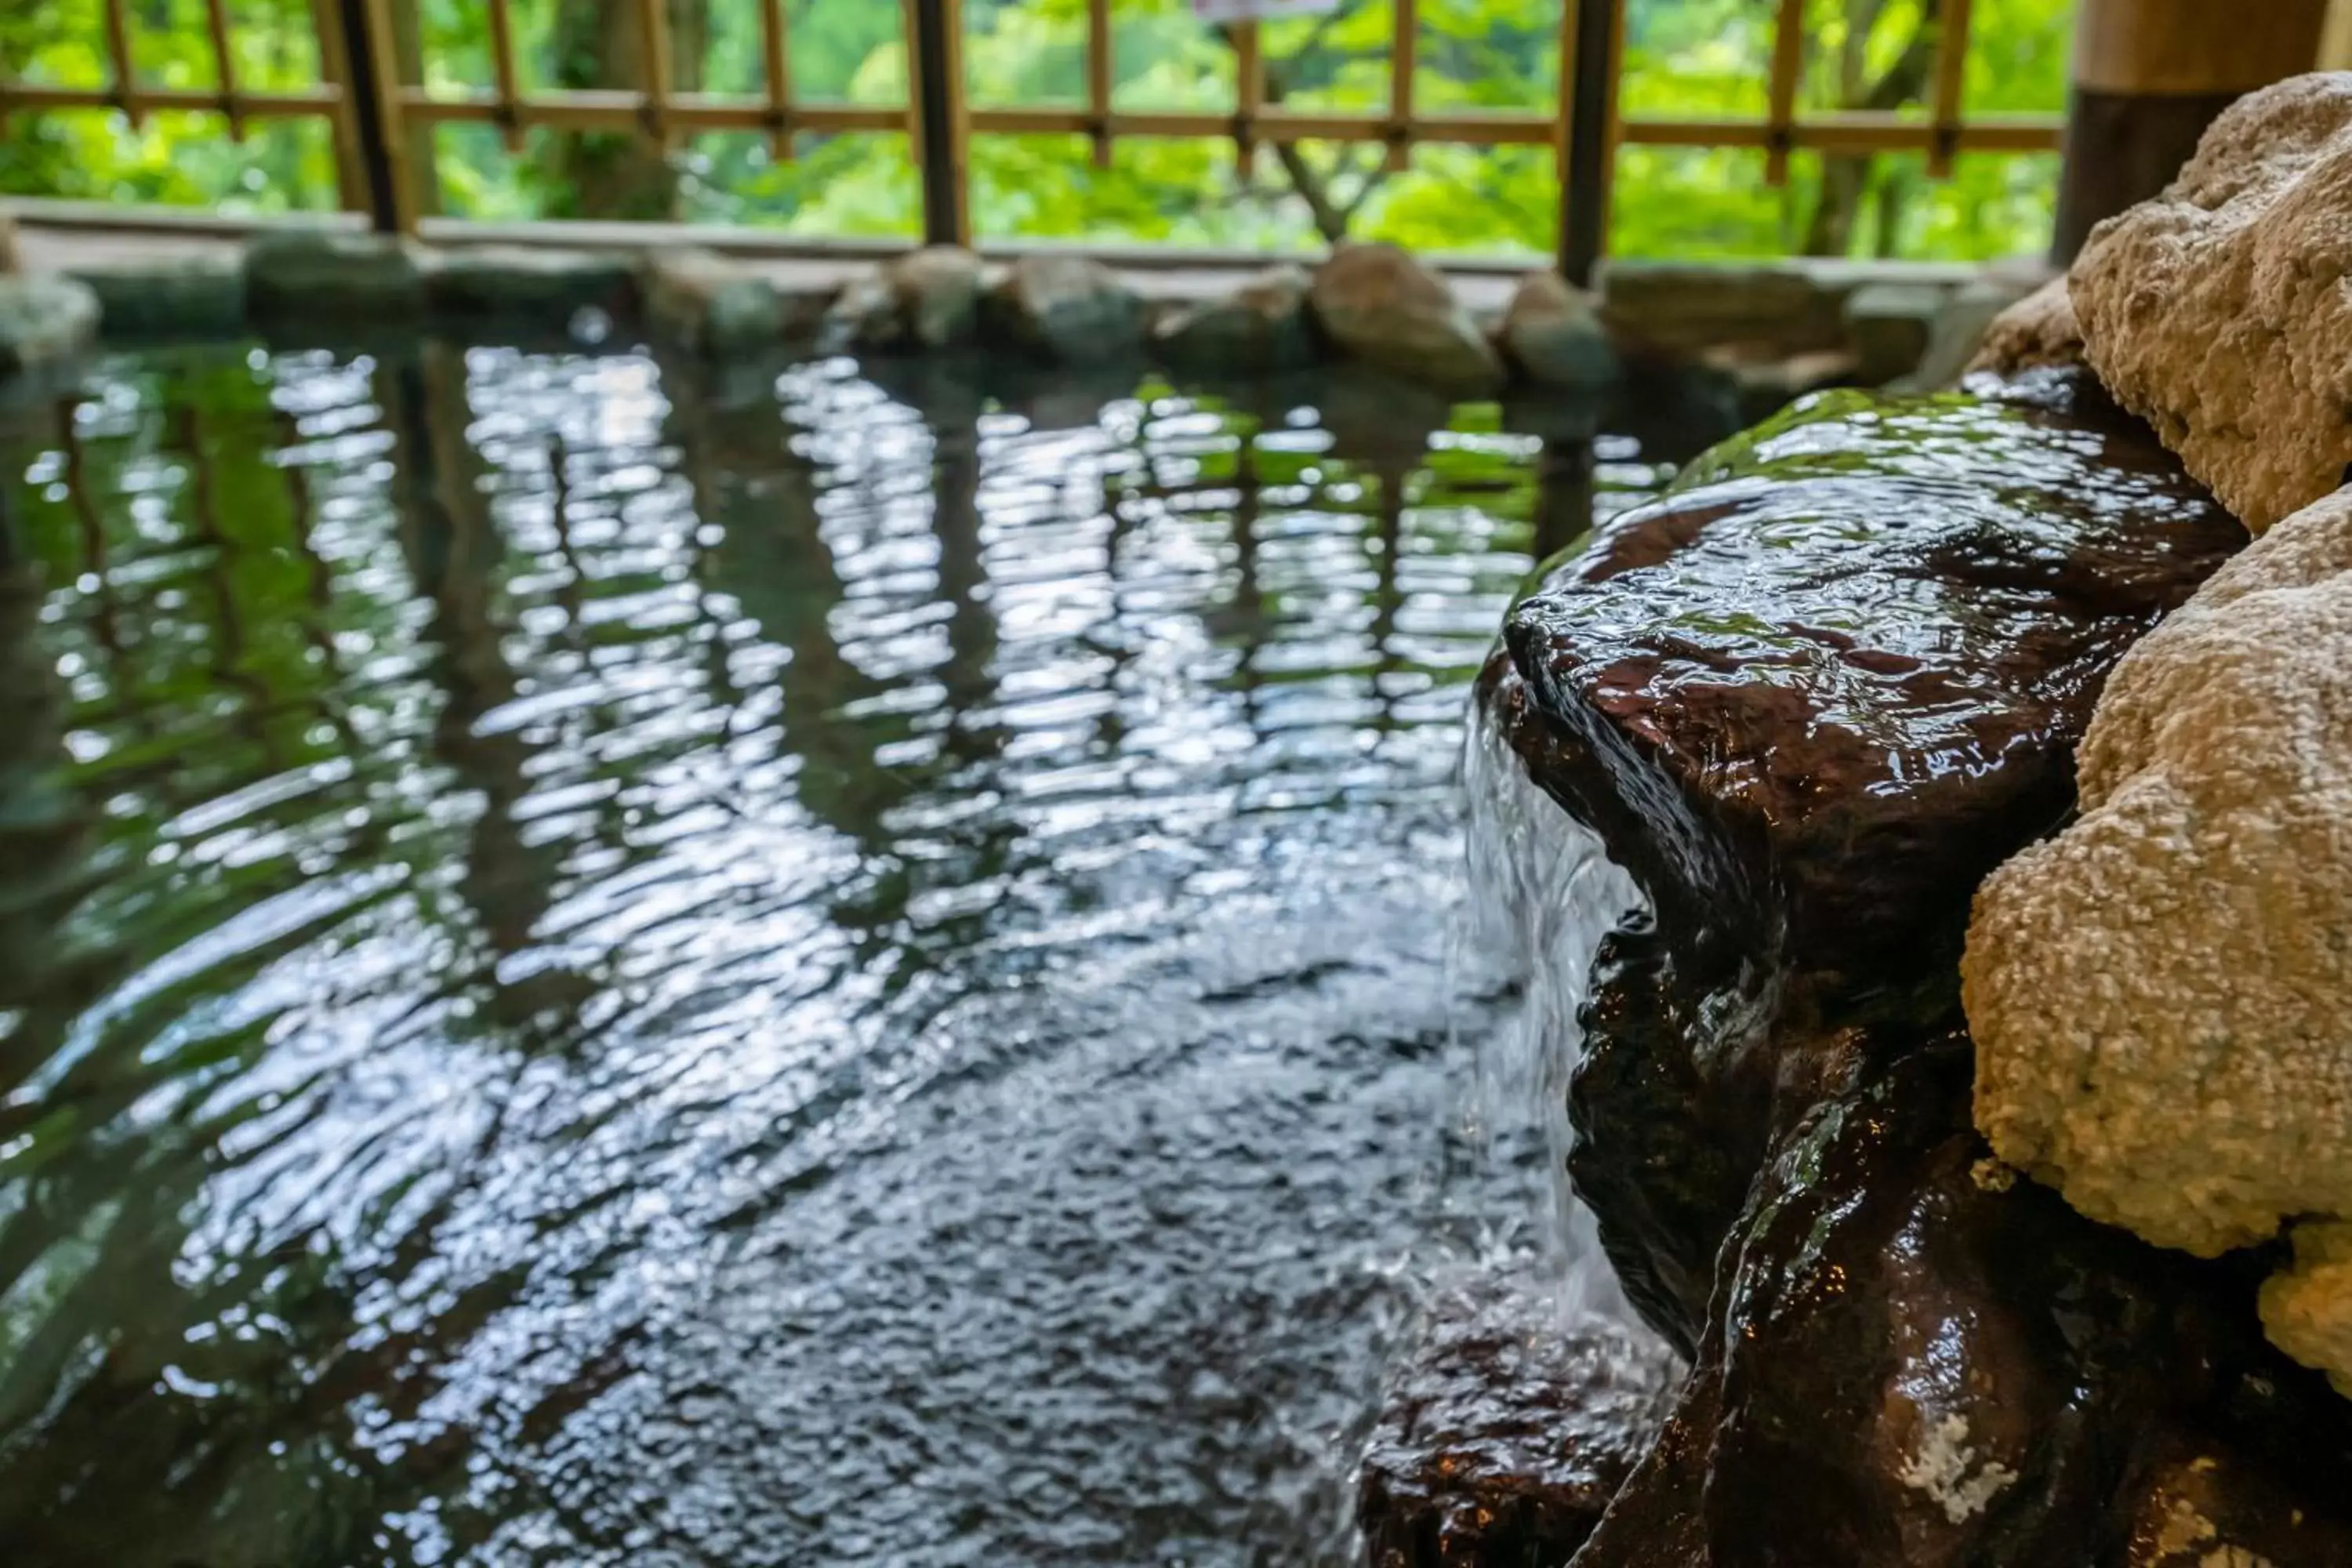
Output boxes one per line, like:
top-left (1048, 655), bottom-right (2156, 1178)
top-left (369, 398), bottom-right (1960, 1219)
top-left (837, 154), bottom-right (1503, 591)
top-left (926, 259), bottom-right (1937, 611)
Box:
top-left (1479, 366), bottom-right (2352, 1566)
top-left (0, 343), bottom-right (1699, 1566)
top-left (1357, 1279), bottom-right (1677, 1568)
top-left (1493, 366), bottom-right (2246, 1340)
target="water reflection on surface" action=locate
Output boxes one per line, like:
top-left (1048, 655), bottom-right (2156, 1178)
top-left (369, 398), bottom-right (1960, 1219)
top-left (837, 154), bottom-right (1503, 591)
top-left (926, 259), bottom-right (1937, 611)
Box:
top-left (0, 343), bottom-right (1675, 1567)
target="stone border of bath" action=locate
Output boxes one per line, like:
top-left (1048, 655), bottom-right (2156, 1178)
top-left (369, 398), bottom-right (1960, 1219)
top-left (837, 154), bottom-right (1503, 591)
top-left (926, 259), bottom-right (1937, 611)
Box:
top-left (0, 211), bottom-right (2050, 405)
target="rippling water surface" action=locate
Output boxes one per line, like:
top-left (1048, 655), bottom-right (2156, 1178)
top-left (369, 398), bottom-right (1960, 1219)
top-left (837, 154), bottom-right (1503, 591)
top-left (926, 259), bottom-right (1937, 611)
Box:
top-left (0, 341), bottom-right (1679, 1567)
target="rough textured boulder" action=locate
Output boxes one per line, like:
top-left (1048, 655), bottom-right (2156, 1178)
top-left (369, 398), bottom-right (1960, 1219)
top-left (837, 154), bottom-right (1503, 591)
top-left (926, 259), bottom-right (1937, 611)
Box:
top-left (1495, 270), bottom-right (1618, 393)
top-left (979, 253), bottom-right (1141, 365)
top-left (641, 248), bottom-right (789, 358)
top-left (0, 274), bottom-right (100, 379)
top-left (2071, 72), bottom-right (2352, 532)
top-left (1151, 263), bottom-right (1316, 375)
top-left (1965, 484), bottom-right (2352, 1388)
top-left (1356, 1280), bottom-right (1676, 1568)
top-left (0, 207), bottom-right (19, 275)
top-left (245, 228), bottom-right (426, 323)
top-left (822, 245), bottom-right (985, 354)
top-left (2267, 1221), bottom-right (2352, 1399)
top-left (1961, 276), bottom-right (2082, 376)
top-left (1308, 244), bottom-right (1504, 397)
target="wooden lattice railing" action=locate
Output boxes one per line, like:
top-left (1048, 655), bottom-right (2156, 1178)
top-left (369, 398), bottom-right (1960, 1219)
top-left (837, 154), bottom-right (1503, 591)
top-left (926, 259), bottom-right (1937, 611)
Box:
top-left (0, 0), bottom-right (2067, 274)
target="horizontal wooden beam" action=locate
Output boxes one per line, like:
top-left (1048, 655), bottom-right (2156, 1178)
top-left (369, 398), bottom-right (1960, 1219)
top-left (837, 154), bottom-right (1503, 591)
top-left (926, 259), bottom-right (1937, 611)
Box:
top-left (0, 84), bottom-right (2060, 162)
top-left (395, 88), bottom-right (905, 134)
top-left (2, 84), bottom-right (342, 116)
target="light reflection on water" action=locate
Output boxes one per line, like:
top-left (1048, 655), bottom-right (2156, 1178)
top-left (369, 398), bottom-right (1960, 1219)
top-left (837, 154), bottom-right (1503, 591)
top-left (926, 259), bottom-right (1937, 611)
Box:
top-left (0, 343), bottom-right (1676, 1567)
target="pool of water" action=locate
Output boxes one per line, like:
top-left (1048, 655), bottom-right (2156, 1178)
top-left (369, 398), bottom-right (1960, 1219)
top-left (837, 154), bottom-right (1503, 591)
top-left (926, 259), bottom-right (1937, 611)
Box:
top-left (0, 340), bottom-right (1685, 1567)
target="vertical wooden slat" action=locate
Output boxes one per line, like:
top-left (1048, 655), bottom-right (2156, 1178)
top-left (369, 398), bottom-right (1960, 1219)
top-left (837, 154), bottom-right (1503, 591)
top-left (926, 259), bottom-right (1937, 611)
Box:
top-left (1927, 0), bottom-right (1973, 177)
top-left (906, 0), bottom-right (971, 245)
top-left (100, 0), bottom-right (143, 129)
top-left (1232, 20), bottom-right (1261, 175)
top-left (638, 0), bottom-right (676, 147)
top-left (1387, 0), bottom-right (1417, 173)
top-left (307, 0), bottom-right (367, 212)
top-left (485, 0), bottom-right (524, 152)
top-left (759, 0), bottom-right (794, 162)
top-left (1764, 0), bottom-right (1805, 186)
top-left (202, 0), bottom-right (245, 140)
top-left (1087, 0), bottom-right (1112, 169)
top-left (353, 0), bottom-right (420, 233)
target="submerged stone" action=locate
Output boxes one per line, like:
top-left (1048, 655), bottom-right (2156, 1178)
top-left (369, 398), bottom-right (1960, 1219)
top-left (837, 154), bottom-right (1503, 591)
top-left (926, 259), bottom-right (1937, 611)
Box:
top-left (1358, 1279), bottom-right (1675, 1568)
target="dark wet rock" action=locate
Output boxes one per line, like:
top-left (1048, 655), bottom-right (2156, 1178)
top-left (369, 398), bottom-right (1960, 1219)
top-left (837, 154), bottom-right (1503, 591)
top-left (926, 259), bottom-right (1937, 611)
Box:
top-left (1570, 1035), bottom-right (2352, 1568)
top-left (1309, 244), bottom-right (1504, 398)
top-left (1357, 1281), bottom-right (1677, 1568)
top-left (1152, 263), bottom-right (1316, 375)
top-left (245, 227), bottom-right (426, 322)
top-left (822, 245), bottom-right (985, 354)
top-left (1496, 270), bottom-right (1617, 394)
top-left (71, 256), bottom-right (247, 339)
top-left (1488, 365), bottom-right (2244, 1341)
top-left (1472, 361), bottom-right (2352, 1566)
top-left (0, 274), bottom-right (100, 378)
top-left (980, 253), bottom-right (1142, 365)
top-left (424, 245), bottom-right (637, 325)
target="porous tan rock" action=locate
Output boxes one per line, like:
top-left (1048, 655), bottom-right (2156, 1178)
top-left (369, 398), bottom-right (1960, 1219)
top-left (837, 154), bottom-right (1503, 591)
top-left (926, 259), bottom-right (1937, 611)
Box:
top-left (1962, 277), bottom-right (2082, 376)
top-left (2263, 1221), bottom-right (2352, 1398)
top-left (1964, 485), bottom-right (2352, 1388)
top-left (2069, 72), bottom-right (2352, 533)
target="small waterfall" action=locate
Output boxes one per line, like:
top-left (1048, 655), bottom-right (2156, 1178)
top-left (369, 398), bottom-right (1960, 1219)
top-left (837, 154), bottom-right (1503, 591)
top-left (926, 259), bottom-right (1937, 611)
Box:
top-left (1459, 698), bottom-right (1649, 1327)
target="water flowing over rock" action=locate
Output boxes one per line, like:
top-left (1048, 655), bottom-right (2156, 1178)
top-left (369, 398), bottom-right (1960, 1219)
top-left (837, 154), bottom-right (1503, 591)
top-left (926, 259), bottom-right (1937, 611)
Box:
top-left (2071, 72), bottom-right (2352, 533)
top-left (1465, 366), bottom-right (2352, 1563)
top-left (1497, 366), bottom-right (2243, 1341)
top-left (1357, 1279), bottom-right (1677, 1568)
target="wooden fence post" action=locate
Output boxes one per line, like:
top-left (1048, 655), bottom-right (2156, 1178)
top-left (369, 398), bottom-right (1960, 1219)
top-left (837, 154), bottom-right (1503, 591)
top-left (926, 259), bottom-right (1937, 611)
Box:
top-left (1559, 0), bottom-right (1622, 286)
top-left (333, 0), bottom-right (413, 233)
top-left (907, 0), bottom-right (970, 249)
top-left (2053, 0), bottom-right (2327, 263)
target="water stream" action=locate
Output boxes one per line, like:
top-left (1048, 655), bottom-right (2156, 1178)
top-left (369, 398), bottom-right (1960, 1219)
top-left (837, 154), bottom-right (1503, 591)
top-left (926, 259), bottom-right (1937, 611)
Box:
top-left (0, 341), bottom-right (1690, 1566)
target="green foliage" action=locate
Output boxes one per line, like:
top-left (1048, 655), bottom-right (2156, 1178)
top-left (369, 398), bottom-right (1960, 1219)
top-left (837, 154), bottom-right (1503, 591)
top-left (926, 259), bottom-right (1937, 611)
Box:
top-left (1, 0), bottom-right (2071, 258)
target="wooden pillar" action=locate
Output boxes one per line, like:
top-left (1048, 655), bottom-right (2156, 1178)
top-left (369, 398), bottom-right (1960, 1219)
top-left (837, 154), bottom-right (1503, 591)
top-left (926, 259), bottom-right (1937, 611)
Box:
top-left (2054, 0), bottom-right (2327, 262)
top-left (907, 0), bottom-right (969, 248)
